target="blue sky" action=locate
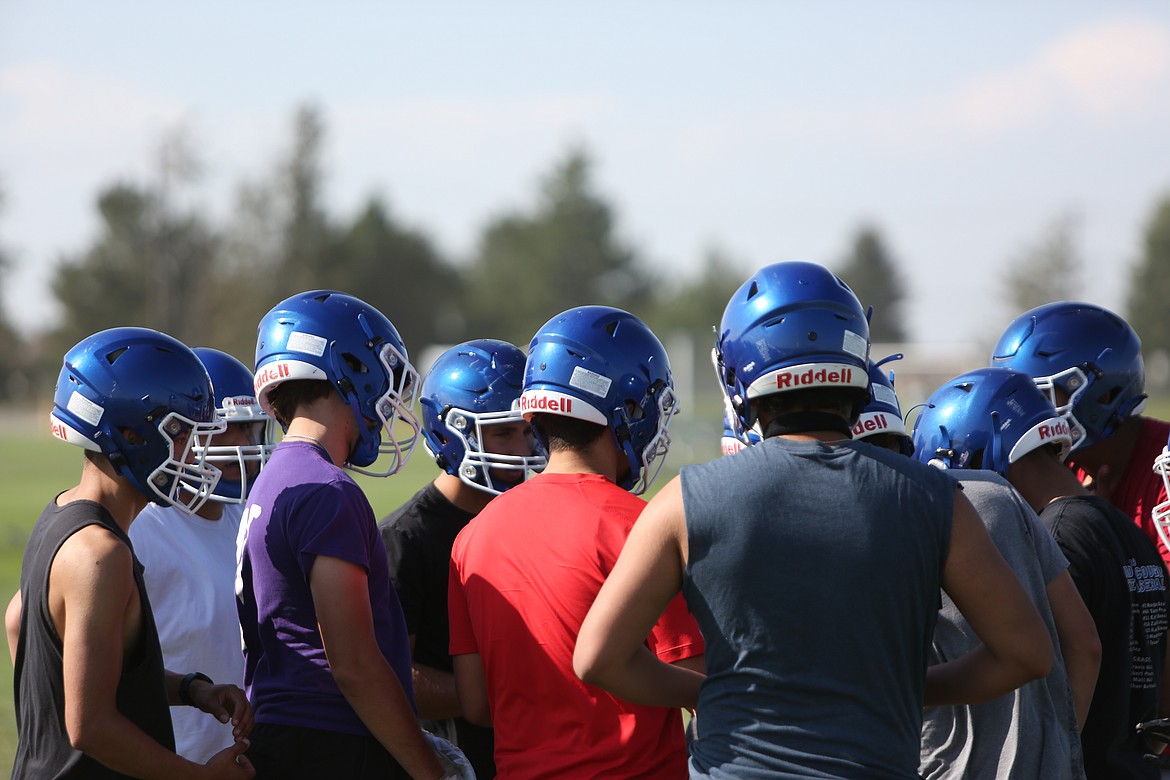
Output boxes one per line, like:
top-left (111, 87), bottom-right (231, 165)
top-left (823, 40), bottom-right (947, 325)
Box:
top-left (2, 2), bottom-right (1168, 344)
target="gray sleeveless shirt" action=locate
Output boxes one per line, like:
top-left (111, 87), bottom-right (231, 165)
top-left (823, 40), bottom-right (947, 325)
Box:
top-left (681, 437), bottom-right (954, 779)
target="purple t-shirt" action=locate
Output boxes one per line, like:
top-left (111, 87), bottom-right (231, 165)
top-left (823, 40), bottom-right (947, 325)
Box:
top-left (237, 440), bottom-right (415, 734)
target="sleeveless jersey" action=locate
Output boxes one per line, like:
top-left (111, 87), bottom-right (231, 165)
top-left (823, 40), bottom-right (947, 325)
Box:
top-left (682, 438), bottom-right (954, 779)
top-left (13, 499), bottom-right (173, 779)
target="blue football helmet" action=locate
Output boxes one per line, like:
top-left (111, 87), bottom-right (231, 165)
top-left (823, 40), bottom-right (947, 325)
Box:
top-left (911, 367), bottom-right (1073, 475)
top-left (522, 305), bottom-right (678, 494)
top-left (49, 327), bottom-right (224, 514)
top-left (191, 348), bottom-right (275, 503)
top-left (991, 301), bottom-right (1146, 452)
top-left (853, 354), bottom-right (912, 456)
top-left (254, 290), bottom-right (420, 476)
top-left (1153, 433), bottom-right (1170, 552)
top-left (715, 261), bottom-right (870, 438)
top-left (419, 339), bottom-right (547, 495)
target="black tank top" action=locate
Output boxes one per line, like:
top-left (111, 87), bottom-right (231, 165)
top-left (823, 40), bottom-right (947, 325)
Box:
top-left (13, 499), bottom-right (174, 778)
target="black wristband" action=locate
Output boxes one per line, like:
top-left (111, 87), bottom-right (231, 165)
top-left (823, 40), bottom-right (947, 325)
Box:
top-left (179, 671), bottom-right (213, 706)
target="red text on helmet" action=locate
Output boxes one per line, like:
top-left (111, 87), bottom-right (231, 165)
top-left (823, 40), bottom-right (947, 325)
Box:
top-left (519, 393), bottom-right (573, 414)
top-left (776, 367), bottom-right (854, 390)
top-left (1038, 420), bottom-right (1070, 440)
top-left (254, 362), bottom-right (292, 393)
top-left (852, 413), bottom-right (890, 437)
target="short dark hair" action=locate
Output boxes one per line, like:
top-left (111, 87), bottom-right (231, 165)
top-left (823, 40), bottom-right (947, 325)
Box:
top-left (530, 413), bottom-right (608, 452)
top-left (266, 380), bottom-right (336, 428)
top-left (755, 387), bottom-right (868, 427)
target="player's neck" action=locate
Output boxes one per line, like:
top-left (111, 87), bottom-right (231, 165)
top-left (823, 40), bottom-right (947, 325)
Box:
top-left (195, 498), bottom-right (224, 521)
top-left (433, 472), bottom-right (493, 515)
top-left (58, 457), bottom-right (148, 533)
top-left (1070, 416), bottom-right (1143, 475)
top-left (285, 394), bottom-right (357, 467)
top-left (541, 436), bottom-right (622, 485)
top-left (1007, 452), bottom-right (1089, 514)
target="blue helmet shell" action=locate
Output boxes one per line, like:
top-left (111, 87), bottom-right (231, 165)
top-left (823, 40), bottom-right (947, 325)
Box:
top-left (419, 339), bottom-right (547, 495)
top-left (991, 301), bottom-right (1145, 451)
top-left (50, 327), bottom-right (223, 513)
top-left (191, 347), bottom-right (274, 502)
top-left (522, 305), bottom-right (677, 494)
top-left (911, 367), bottom-right (1072, 475)
top-left (715, 261), bottom-right (870, 437)
top-left (255, 290), bottom-right (420, 475)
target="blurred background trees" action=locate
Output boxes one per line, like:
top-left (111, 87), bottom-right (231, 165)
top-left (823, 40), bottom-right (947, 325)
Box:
top-left (3, 102), bottom-right (1167, 411)
top-left (834, 225), bottom-right (907, 344)
top-left (461, 147), bottom-right (653, 348)
top-left (1127, 194), bottom-right (1170, 357)
top-left (1001, 213), bottom-right (1083, 318)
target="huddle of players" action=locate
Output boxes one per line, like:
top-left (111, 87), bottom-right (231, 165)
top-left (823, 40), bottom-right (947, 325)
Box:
top-left (12, 260), bottom-right (1170, 779)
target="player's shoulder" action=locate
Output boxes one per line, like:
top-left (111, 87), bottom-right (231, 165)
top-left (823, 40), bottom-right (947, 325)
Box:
top-left (379, 484), bottom-right (439, 530)
top-left (1143, 415), bottom-right (1170, 433)
top-left (56, 521), bottom-right (135, 582)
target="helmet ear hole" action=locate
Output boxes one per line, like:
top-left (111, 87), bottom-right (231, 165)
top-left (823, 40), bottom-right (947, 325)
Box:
top-left (341, 352), bottom-right (368, 374)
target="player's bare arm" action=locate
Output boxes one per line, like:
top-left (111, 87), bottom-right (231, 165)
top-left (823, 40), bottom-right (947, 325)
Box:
top-left (574, 476), bottom-right (704, 709)
top-left (405, 634), bottom-right (463, 721)
top-left (6, 590), bottom-right (21, 666)
top-left (452, 653), bottom-right (490, 726)
top-left (926, 489), bottom-right (1054, 706)
top-left (1045, 569), bottom-right (1101, 729)
top-left (310, 554), bottom-right (445, 780)
top-left (56, 524), bottom-right (253, 780)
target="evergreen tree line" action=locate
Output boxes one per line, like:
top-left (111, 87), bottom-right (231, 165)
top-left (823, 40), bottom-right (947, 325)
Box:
top-left (1, 104), bottom-right (1169, 405)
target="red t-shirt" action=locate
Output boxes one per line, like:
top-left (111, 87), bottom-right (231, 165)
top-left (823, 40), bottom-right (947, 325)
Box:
top-left (449, 472), bottom-right (703, 778)
top-left (1074, 416), bottom-right (1170, 567)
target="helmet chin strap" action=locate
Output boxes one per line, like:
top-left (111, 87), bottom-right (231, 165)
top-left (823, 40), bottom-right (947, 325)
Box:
top-left (763, 412), bottom-right (853, 440)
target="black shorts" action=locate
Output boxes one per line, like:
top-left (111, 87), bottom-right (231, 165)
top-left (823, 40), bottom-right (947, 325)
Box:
top-left (246, 722), bottom-right (411, 779)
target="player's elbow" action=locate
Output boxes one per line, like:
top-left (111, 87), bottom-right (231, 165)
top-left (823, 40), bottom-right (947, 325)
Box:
top-left (329, 650), bottom-right (376, 697)
top-left (452, 654), bottom-right (491, 726)
top-left (454, 679), bottom-right (491, 726)
top-left (572, 636), bottom-right (611, 689)
top-left (1010, 629), bottom-right (1055, 685)
top-left (65, 709), bottom-right (106, 756)
top-left (460, 697), bottom-right (491, 727)
top-left (572, 649), bottom-right (596, 686)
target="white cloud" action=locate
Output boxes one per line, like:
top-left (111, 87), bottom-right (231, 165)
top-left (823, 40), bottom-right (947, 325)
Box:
top-left (945, 16), bottom-right (1170, 135)
top-left (0, 62), bottom-right (186, 148)
top-left (632, 15), bottom-right (1170, 154)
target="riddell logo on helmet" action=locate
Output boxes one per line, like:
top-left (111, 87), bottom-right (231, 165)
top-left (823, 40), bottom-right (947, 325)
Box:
top-left (50, 419), bottom-right (69, 441)
top-left (1038, 420), bottom-right (1070, 440)
top-left (776, 367), bottom-right (854, 389)
top-left (852, 414), bottom-right (889, 437)
top-left (519, 394), bottom-right (573, 414)
top-left (254, 363), bottom-right (292, 392)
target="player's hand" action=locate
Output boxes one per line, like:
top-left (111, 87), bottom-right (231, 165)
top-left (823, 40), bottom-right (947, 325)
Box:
top-left (201, 739), bottom-right (255, 779)
top-left (1135, 719), bottom-right (1170, 767)
top-left (192, 681), bottom-right (254, 739)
